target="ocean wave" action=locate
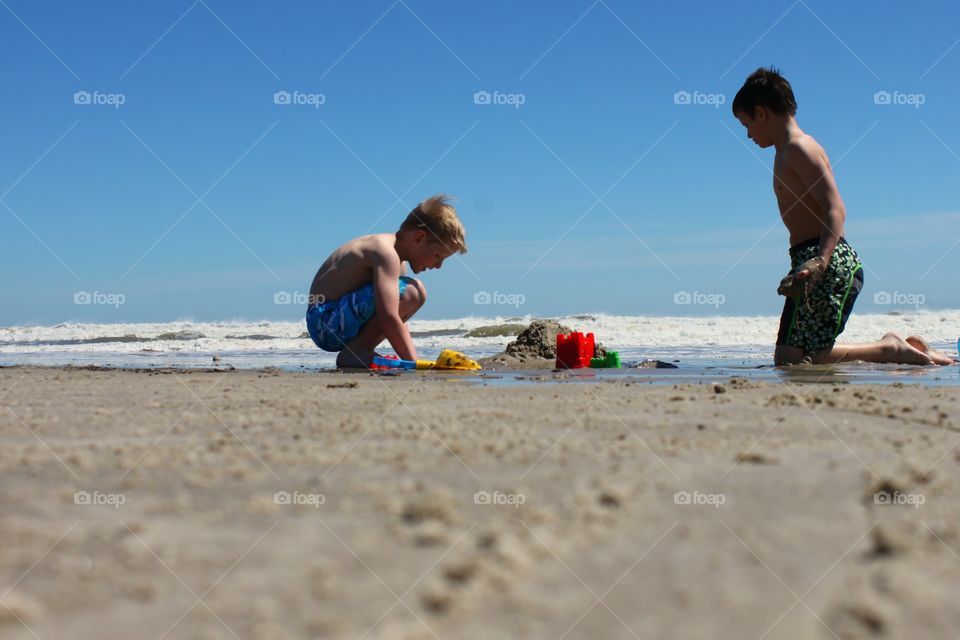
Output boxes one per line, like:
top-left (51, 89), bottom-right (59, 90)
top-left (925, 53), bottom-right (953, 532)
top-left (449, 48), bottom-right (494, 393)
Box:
top-left (0, 335), bottom-right (145, 347)
top-left (155, 331), bottom-right (207, 341)
top-left (1, 311), bottom-right (957, 360)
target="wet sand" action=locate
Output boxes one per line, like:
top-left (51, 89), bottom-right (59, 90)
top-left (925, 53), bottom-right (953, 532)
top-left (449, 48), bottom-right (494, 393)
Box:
top-left (2, 366), bottom-right (960, 639)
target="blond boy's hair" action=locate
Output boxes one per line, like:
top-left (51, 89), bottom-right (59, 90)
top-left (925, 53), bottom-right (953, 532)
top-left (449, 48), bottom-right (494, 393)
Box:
top-left (399, 194), bottom-right (467, 254)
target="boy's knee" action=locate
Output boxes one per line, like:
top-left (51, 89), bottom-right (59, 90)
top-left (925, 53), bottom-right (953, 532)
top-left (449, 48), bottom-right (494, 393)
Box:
top-left (402, 277), bottom-right (427, 307)
top-left (774, 345), bottom-right (805, 366)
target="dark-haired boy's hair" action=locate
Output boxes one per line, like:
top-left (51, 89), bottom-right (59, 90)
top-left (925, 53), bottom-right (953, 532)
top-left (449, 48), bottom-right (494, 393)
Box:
top-left (732, 67), bottom-right (797, 118)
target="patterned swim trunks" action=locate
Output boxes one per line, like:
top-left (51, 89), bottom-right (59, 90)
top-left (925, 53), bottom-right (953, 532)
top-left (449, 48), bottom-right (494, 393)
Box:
top-left (305, 277), bottom-right (410, 352)
top-left (776, 237), bottom-right (864, 355)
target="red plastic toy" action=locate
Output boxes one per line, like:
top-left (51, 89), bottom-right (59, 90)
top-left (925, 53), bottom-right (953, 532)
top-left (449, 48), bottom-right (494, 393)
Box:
top-left (370, 355), bottom-right (401, 370)
top-left (556, 332), bottom-right (595, 369)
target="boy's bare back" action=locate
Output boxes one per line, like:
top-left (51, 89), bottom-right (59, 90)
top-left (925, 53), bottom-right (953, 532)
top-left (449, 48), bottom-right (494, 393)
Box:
top-left (309, 233), bottom-right (400, 303)
top-left (774, 133), bottom-right (846, 245)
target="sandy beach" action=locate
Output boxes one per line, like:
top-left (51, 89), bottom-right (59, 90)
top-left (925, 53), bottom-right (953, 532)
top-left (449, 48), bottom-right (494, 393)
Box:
top-left (2, 366), bottom-right (960, 639)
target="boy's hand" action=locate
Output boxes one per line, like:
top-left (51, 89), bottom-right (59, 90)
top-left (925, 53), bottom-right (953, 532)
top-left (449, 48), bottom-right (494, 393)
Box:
top-left (777, 257), bottom-right (826, 298)
top-left (371, 241), bottom-right (418, 361)
top-left (794, 256), bottom-right (826, 282)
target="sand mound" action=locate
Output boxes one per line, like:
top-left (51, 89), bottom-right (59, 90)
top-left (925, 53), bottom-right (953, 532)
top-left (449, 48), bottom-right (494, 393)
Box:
top-left (506, 319), bottom-right (571, 359)
top-left (479, 319), bottom-right (573, 369)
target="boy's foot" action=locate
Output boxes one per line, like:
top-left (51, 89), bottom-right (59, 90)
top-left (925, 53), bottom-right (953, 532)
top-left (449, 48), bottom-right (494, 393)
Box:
top-left (336, 349), bottom-right (375, 369)
top-left (877, 332), bottom-right (938, 365)
top-left (905, 335), bottom-right (957, 365)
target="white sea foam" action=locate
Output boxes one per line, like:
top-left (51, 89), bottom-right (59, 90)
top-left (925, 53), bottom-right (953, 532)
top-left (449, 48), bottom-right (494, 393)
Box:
top-left (1, 310), bottom-right (957, 369)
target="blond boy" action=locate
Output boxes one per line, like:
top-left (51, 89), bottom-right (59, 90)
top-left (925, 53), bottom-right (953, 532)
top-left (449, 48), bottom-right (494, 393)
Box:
top-left (306, 195), bottom-right (467, 368)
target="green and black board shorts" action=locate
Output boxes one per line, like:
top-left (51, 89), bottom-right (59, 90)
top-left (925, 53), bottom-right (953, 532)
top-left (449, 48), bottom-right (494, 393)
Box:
top-left (776, 237), bottom-right (864, 356)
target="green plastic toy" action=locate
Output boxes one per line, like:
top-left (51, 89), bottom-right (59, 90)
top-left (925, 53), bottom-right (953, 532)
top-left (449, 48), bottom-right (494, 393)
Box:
top-left (589, 351), bottom-right (621, 368)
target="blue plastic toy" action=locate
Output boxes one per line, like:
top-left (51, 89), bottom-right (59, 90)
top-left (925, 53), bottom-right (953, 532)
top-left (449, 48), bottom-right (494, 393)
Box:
top-left (371, 355), bottom-right (416, 370)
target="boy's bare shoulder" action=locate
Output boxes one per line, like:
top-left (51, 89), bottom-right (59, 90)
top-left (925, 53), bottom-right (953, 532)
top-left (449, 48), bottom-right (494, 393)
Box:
top-left (356, 233), bottom-right (400, 266)
top-left (782, 134), bottom-right (827, 168)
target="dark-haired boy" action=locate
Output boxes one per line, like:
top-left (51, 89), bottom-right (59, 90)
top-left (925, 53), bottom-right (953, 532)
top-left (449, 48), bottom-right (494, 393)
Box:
top-left (732, 67), bottom-right (953, 365)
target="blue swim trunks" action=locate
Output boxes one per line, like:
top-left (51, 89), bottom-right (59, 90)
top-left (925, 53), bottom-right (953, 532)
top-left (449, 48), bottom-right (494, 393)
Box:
top-left (305, 277), bottom-right (409, 352)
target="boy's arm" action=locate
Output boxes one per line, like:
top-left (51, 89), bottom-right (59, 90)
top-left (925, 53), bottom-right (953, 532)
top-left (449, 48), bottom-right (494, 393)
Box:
top-left (785, 142), bottom-right (845, 275)
top-left (371, 248), bottom-right (417, 361)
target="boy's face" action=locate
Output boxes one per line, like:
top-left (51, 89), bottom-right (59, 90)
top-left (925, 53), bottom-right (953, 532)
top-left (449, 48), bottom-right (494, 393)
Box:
top-left (735, 108), bottom-right (774, 148)
top-left (408, 233), bottom-right (455, 274)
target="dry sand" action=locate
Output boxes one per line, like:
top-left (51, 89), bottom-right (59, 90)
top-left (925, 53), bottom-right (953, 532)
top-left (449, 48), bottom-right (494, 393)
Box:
top-left (2, 366), bottom-right (960, 639)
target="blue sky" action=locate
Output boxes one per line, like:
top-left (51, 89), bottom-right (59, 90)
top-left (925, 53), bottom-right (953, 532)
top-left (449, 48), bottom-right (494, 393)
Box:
top-left (2, 0), bottom-right (959, 324)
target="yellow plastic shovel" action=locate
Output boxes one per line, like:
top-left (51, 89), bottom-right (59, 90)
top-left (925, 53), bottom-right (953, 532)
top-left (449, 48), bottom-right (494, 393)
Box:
top-left (416, 349), bottom-right (482, 371)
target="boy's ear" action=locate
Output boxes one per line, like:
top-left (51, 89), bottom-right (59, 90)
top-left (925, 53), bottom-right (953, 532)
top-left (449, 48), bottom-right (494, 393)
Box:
top-left (413, 229), bottom-right (427, 244)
